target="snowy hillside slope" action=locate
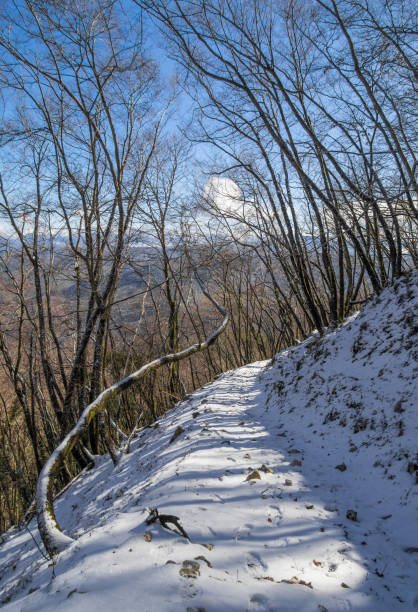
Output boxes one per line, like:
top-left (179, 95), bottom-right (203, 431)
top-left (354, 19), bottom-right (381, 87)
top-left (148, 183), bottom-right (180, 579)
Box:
top-left (0, 271), bottom-right (417, 611)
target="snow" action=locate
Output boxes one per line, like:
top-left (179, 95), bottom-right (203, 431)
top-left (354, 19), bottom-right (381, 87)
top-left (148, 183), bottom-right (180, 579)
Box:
top-left (1, 271), bottom-right (417, 611)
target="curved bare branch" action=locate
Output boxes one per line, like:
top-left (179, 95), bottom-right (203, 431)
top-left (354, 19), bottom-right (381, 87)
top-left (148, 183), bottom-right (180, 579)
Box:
top-left (36, 277), bottom-right (229, 556)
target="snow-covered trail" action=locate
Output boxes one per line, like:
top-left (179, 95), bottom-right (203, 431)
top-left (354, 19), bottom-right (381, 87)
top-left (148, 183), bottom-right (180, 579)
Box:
top-left (2, 361), bottom-right (409, 612)
top-left (1, 272), bottom-right (417, 611)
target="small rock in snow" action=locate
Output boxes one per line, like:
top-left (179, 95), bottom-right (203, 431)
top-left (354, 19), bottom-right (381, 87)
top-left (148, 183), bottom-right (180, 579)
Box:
top-left (394, 400), bottom-right (404, 413)
top-left (335, 463), bottom-right (347, 472)
top-left (407, 461), bottom-right (417, 474)
top-left (346, 509), bottom-right (358, 522)
top-left (180, 560), bottom-right (200, 578)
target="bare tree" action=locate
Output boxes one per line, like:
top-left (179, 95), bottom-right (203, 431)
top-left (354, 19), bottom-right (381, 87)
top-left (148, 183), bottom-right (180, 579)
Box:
top-left (139, 0), bottom-right (417, 323)
top-left (0, 0), bottom-right (170, 525)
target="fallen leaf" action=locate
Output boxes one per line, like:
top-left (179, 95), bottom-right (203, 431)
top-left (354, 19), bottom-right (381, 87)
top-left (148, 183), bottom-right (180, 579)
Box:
top-left (144, 531), bottom-right (152, 542)
top-left (246, 470), bottom-right (261, 481)
top-left (281, 576), bottom-right (313, 589)
top-left (169, 426), bottom-right (185, 444)
top-left (313, 560), bottom-right (321, 567)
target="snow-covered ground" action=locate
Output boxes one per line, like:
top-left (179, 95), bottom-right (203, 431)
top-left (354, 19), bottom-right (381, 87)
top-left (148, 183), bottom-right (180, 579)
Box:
top-left (0, 271), bottom-right (417, 611)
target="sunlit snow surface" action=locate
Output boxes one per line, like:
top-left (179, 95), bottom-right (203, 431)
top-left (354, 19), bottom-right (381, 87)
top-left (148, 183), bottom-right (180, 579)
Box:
top-left (1, 271), bottom-right (417, 611)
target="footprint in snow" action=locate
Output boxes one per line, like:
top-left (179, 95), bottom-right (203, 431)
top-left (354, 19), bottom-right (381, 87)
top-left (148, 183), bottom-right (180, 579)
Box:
top-left (268, 505), bottom-right (283, 521)
top-left (247, 593), bottom-right (274, 612)
top-left (212, 494), bottom-right (225, 504)
top-left (179, 578), bottom-right (203, 601)
top-left (246, 551), bottom-right (267, 574)
top-left (234, 526), bottom-right (251, 540)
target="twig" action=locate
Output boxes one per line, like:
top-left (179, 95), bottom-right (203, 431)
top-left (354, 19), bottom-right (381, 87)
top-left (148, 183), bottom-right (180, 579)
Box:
top-left (146, 507), bottom-right (191, 541)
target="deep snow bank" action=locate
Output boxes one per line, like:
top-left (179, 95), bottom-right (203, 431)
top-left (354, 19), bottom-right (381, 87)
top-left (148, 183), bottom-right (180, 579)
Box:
top-left (266, 269), bottom-right (417, 486)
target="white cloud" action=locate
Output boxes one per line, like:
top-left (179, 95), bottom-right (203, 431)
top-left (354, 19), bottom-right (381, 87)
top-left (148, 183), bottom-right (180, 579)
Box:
top-left (203, 177), bottom-right (243, 215)
top-left (0, 219), bottom-right (15, 238)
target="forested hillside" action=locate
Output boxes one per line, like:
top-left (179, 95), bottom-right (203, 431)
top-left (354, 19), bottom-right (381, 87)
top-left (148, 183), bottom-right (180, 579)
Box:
top-left (0, 267), bottom-right (416, 610)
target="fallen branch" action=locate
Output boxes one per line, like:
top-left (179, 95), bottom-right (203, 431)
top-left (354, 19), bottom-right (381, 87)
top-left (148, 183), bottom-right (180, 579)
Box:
top-left (35, 276), bottom-right (229, 556)
top-left (146, 507), bottom-right (190, 540)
